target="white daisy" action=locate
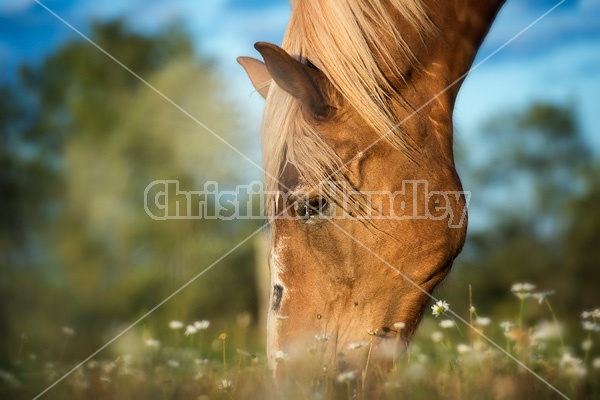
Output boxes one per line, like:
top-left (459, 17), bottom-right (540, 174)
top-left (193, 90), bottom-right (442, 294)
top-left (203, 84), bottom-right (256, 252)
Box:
top-left (194, 320), bottom-right (210, 330)
top-left (347, 341), bottom-right (369, 350)
top-left (168, 320), bottom-right (184, 330)
top-left (336, 371), bottom-right (356, 383)
top-left (184, 325), bottom-right (198, 336)
top-left (439, 319), bottom-right (455, 329)
top-left (431, 300), bottom-right (449, 317)
top-left (274, 350), bottom-right (288, 362)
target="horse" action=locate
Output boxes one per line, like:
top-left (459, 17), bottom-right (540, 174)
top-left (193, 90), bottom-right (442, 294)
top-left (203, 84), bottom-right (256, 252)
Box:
top-left (238, 0), bottom-right (505, 376)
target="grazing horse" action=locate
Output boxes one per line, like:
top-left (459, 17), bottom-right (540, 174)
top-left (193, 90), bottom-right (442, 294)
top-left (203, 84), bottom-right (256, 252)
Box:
top-left (238, 0), bottom-right (505, 375)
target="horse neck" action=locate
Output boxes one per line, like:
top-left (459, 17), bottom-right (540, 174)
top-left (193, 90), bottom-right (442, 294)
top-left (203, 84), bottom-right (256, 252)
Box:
top-left (382, 0), bottom-right (506, 158)
top-left (402, 0), bottom-right (506, 96)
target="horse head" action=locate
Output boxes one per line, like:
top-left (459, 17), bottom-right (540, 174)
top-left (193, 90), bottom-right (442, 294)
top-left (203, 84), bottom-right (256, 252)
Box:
top-left (238, 0), bottom-right (504, 377)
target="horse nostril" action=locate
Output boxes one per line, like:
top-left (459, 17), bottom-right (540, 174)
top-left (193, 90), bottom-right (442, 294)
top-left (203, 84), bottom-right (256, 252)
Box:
top-left (272, 284), bottom-right (283, 311)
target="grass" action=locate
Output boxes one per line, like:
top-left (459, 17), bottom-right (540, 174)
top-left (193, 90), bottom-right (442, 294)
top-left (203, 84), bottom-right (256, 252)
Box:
top-left (3, 284), bottom-right (599, 400)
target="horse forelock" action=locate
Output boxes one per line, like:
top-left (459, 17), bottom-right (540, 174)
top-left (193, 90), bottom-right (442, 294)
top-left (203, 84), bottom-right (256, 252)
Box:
top-left (262, 0), bottom-right (435, 217)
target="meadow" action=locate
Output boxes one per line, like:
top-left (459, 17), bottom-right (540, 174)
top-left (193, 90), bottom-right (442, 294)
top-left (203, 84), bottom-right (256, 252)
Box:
top-left (2, 17), bottom-right (599, 400)
top-left (4, 283), bottom-right (598, 400)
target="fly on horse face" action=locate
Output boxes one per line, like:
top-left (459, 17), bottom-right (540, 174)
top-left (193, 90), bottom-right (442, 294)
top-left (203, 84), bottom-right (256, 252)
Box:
top-left (238, 0), bottom-right (505, 375)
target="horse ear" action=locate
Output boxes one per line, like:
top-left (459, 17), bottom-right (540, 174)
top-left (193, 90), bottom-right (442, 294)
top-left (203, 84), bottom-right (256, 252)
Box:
top-left (237, 56), bottom-right (271, 98)
top-left (254, 42), bottom-right (332, 119)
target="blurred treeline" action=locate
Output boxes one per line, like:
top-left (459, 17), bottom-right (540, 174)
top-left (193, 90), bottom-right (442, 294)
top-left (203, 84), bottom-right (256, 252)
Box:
top-left (441, 102), bottom-right (600, 336)
top-left (0, 21), bottom-right (263, 369)
top-left (0, 17), bottom-right (598, 377)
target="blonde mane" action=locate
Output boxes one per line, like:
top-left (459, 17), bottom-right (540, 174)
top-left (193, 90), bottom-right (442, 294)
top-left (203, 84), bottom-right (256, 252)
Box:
top-left (262, 0), bottom-right (435, 215)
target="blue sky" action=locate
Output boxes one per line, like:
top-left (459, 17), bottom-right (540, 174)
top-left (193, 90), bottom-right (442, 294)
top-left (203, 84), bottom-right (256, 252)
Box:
top-left (1, 0), bottom-right (599, 162)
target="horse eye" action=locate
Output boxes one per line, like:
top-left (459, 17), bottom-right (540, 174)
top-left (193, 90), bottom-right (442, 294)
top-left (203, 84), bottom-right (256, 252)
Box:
top-left (294, 197), bottom-right (328, 220)
top-left (296, 203), bottom-right (308, 218)
top-left (306, 197), bottom-right (328, 218)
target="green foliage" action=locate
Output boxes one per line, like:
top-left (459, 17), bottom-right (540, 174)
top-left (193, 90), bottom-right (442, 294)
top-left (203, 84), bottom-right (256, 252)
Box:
top-left (1, 20), bottom-right (260, 370)
top-left (447, 102), bottom-right (600, 334)
top-left (4, 286), bottom-right (599, 400)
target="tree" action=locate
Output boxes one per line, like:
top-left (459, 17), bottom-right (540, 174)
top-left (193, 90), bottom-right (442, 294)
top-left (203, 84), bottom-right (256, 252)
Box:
top-left (2, 20), bottom-right (260, 369)
top-left (442, 102), bottom-right (599, 330)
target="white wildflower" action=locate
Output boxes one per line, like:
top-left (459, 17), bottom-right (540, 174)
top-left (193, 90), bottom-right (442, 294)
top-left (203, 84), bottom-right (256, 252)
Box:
top-left (169, 320), bottom-right (184, 330)
top-left (274, 350), bottom-right (288, 362)
top-left (218, 379), bottom-right (233, 391)
top-left (511, 283), bottom-right (535, 300)
top-left (439, 319), bottom-right (455, 329)
top-left (593, 358), bottom-right (600, 369)
top-left (560, 353), bottom-right (587, 378)
top-left (532, 290), bottom-right (554, 304)
top-left (393, 322), bottom-right (406, 330)
top-left (184, 325), bottom-right (198, 336)
top-left (531, 321), bottom-right (562, 343)
top-left (457, 344), bottom-right (472, 355)
top-left (511, 283), bottom-right (536, 292)
top-left (475, 317), bottom-right (491, 327)
top-left (500, 321), bottom-right (514, 332)
top-left (582, 321), bottom-right (600, 332)
top-left (145, 339), bottom-right (160, 349)
top-left (560, 353), bottom-right (578, 367)
top-left (582, 309), bottom-right (600, 319)
top-left (431, 300), bottom-right (449, 317)
top-left (166, 360), bottom-right (180, 368)
top-left (315, 333), bottom-right (331, 342)
top-left (431, 332), bottom-right (443, 343)
top-left (194, 320), bottom-right (210, 330)
top-left (469, 305), bottom-right (476, 313)
top-left (336, 371), bottom-right (356, 383)
top-left (347, 341), bottom-right (369, 350)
